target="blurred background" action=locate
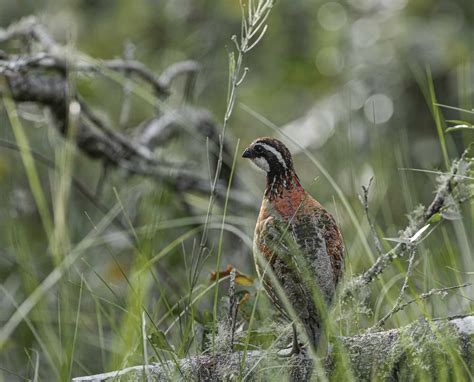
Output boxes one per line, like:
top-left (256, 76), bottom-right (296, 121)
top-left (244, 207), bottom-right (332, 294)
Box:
top-left (0, 0), bottom-right (473, 380)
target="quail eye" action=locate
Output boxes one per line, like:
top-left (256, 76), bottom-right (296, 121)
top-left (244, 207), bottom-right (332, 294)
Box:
top-left (254, 145), bottom-right (263, 154)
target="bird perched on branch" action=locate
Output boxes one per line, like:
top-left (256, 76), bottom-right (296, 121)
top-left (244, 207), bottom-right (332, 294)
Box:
top-left (242, 137), bottom-right (344, 354)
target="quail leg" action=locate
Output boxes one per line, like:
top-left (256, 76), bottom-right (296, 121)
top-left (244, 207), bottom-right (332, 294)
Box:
top-left (291, 323), bottom-right (300, 355)
top-left (277, 323), bottom-right (301, 357)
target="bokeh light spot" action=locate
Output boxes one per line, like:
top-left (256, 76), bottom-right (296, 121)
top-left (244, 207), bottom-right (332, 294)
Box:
top-left (364, 93), bottom-right (394, 124)
top-left (352, 18), bottom-right (380, 47)
top-left (317, 2), bottom-right (347, 31)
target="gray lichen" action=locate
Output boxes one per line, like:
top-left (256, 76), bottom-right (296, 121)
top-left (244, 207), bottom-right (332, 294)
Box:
top-left (73, 315), bottom-right (474, 381)
top-left (338, 316), bottom-right (474, 381)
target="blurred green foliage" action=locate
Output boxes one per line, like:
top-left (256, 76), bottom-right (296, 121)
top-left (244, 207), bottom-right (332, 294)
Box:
top-left (0, 0), bottom-right (473, 380)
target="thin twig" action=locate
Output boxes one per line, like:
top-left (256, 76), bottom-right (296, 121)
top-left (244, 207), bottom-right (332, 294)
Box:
top-left (360, 177), bottom-right (384, 256)
top-left (368, 281), bottom-right (472, 333)
top-left (369, 246), bottom-right (416, 331)
top-left (158, 60), bottom-right (200, 101)
top-left (0, 16), bottom-right (56, 50)
top-left (0, 43), bottom-right (200, 96)
top-left (395, 283), bottom-right (471, 317)
top-left (119, 40), bottom-right (135, 129)
top-left (343, 148), bottom-right (473, 299)
top-left (0, 52), bottom-right (170, 95)
top-left (228, 268), bottom-right (238, 350)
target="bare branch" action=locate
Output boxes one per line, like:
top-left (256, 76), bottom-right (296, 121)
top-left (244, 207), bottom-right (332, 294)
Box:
top-left (2, 69), bottom-right (256, 209)
top-left (360, 177), bottom-right (384, 256)
top-left (343, 149), bottom-right (473, 299)
top-left (384, 283), bottom-right (471, 323)
top-left (369, 246), bottom-right (416, 331)
top-left (72, 315), bottom-right (474, 381)
top-left (0, 53), bottom-right (170, 95)
top-left (0, 16), bottom-right (56, 50)
top-left (118, 41), bottom-right (135, 129)
top-left (0, 18), bottom-right (198, 97)
top-left (0, 17), bottom-right (245, 207)
top-left (136, 107), bottom-right (217, 148)
top-left (158, 60), bottom-right (200, 100)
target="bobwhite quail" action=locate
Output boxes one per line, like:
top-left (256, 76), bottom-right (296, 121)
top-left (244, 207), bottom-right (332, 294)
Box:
top-left (242, 137), bottom-right (344, 353)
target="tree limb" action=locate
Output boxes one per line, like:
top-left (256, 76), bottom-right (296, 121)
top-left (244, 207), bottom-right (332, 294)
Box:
top-left (72, 315), bottom-right (474, 381)
top-left (0, 17), bottom-right (243, 206)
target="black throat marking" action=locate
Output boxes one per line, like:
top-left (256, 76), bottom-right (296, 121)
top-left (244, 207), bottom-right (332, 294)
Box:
top-left (265, 169), bottom-right (302, 200)
top-left (250, 138), bottom-right (303, 200)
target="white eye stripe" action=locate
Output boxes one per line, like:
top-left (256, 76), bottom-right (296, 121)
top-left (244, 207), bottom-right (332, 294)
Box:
top-left (258, 143), bottom-right (287, 169)
top-left (251, 156), bottom-right (270, 172)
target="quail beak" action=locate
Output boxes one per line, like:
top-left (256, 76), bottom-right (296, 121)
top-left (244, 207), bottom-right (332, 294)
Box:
top-left (242, 147), bottom-right (253, 158)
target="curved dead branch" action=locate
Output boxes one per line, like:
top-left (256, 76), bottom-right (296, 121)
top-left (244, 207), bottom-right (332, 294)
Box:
top-left (0, 17), bottom-right (240, 203)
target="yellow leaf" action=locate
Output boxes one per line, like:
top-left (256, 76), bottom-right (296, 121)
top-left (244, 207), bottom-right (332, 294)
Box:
top-left (235, 274), bottom-right (254, 286)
